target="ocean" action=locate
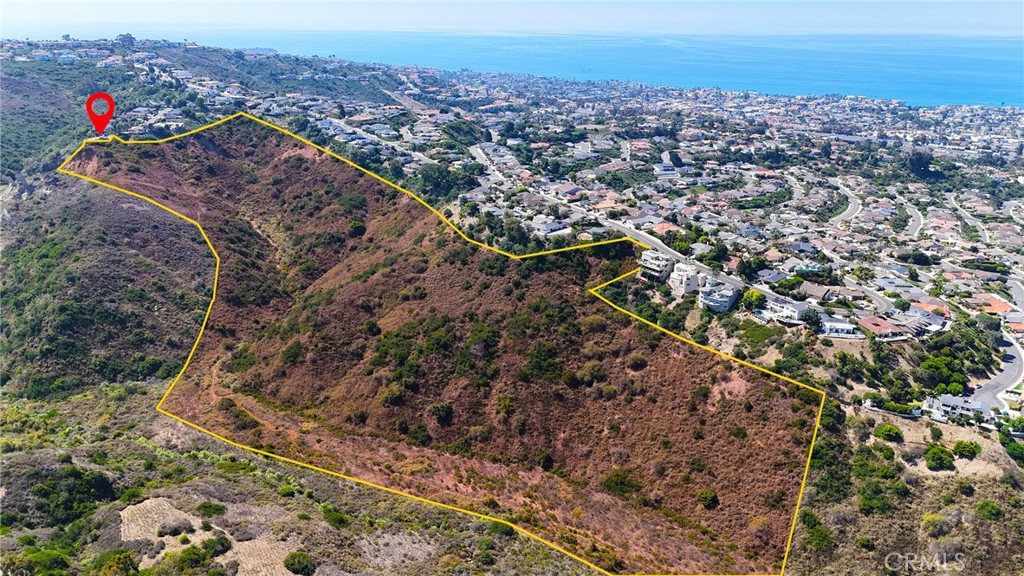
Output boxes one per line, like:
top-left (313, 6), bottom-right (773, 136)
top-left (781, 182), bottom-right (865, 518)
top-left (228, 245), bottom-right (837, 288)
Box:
top-left (183, 31), bottom-right (1022, 107)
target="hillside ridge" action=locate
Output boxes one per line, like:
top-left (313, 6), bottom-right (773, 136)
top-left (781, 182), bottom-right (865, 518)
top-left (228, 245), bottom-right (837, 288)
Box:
top-left (58, 112), bottom-right (824, 576)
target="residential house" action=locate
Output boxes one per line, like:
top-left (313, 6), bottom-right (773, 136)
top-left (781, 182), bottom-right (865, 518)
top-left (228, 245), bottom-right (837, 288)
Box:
top-left (857, 316), bottom-right (908, 341)
top-left (765, 298), bottom-right (808, 324)
top-left (820, 314), bottom-right (864, 339)
top-left (638, 250), bottom-right (674, 282)
top-left (668, 263), bottom-right (701, 296)
top-left (757, 269), bottom-right (788, 284)
top-left (699, 284), bottom-right (740, 313)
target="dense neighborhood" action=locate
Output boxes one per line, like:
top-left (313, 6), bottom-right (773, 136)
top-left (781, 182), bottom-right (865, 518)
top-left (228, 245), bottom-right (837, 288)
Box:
top-left (6, 34), bottom-right (1024, 437)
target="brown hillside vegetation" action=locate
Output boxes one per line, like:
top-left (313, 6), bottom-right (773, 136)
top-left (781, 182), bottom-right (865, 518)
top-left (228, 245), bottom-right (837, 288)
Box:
top-left (63, 115), bottom-right (822, 575)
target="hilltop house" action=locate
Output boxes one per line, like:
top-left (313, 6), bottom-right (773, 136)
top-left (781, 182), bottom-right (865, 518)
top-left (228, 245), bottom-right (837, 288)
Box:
top-left (638, 250), bottom-right (674, 282)
top-left (764, 298), bottom-right (808, 324)
top-left (699, 282), bottom-right (740, 313)
top-left (668, 262), bottom-right (701, 296)
top-left (857, 316), bottom-right (908, 341)
top-left (820, 314), bottom-right (863, 339)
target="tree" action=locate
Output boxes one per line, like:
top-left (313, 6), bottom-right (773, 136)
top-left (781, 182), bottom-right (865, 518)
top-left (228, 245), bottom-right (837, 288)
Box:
top-left (905, 149), bottom-right (934, 178)
top-left (116, 33), bottom-right (136, 47)
top-left (952, 440), bottom-right (981, 459)
top-left (799, 308), bottom-right (822, 332)
top-left (893, 298), bottom-right (911, 312)
top-left (976, 313), bottom-right (1001, 333)
top-left (697, 489), bottom-right (719, 509)
top-left (283, 551), bottom-right (317, 575)
top-left (384, 159), bottom-right (404, 182)
top-left (851, 266), bottom-right (875, 281)
top-left (924, 443), bottom-right (955, 471)
top-left (97, 550), bottom-right (139, 575)
top-left (907, 266), bottom-right (920, 281)
top-left (429, 403), bottom-right (454, 426)
top-left (742, 289), bottom-right (766, 310)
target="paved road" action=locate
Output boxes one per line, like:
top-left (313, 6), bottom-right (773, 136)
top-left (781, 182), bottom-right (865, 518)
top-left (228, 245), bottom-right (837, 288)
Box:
top-left (468, 144), bottom-right (506, 187)
top-left (946, 192), bottom-right (991, 243)
top-left (784, 173), bottom-right (806, 203)
top-left (973, 338), bottom-right (1023, 412)
top-left (901, 199), bottom-right (924, 237)
top-left (829, 180), bottom-right (862, 225)
top-left (845, 278), bottom-right (892, 314)
top-left (1009, 279), bottom-right (1024, 309)
top-left (1007, 200), bottom-right (1024, 226)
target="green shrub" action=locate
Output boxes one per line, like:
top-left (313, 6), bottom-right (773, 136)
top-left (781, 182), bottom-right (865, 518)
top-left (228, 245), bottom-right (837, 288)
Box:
top-left (922, 512), bottom-right (949, 537)
top-left (322, 504), bottom-right (349, 529)
top-left (804, 524), bottom-right (834, 551)
top-left (924, 444), bottom-right (955, 471)
top-left (952, 440), bottom-right (981, 459)
top-left (119, 486), bottom-right (145, 504)
top-left (601, 468), bottom-right (641, 498)
top-left (765, 489), bottom-right (787, 510)
top-left (280, 340), bottom-right (305, 365)
top-left (196, 501), bottom-right (226, 517)
top-left (25, 549), bottom-right (70, 573)
top-left (227, 345), bottom-right (257, 372)
top-left (976, 500), bottom-right (1004, 521)
top-left (489, 520), bottom-right (517, 537)
top-left (696, 489), bottom-right (719, 509)
top-left (90, 549), bottom-right (138, 574)
top-left (407, 422), bottom-right (432, 446)
top-left (625, 352), bottom-right (647, 370)
top-left (857, 480), bottom-right (892, 515)
top-left (28, 465), bottom-right (115, 526)
top-left (873, 423), bottom-right (904, 442)
top-left (176, 546), bottom-right (208, 570)
top-left (380, 386), bottom-right (403, 406)
top-left (283, 551), bottom-right (317, 575)
top-left (201, 535), bottom-right (232, 557)
top-left (730, 426), bottom-right (748, 439)
top-left (429, 403), bottom-right (454, 425)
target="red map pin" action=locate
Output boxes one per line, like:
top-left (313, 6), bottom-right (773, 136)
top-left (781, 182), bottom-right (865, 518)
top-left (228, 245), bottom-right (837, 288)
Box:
top-left (86, 92), bottom-right (115, 135)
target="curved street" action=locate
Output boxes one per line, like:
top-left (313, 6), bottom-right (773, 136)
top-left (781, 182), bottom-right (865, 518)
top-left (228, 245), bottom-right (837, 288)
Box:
top-left (973, 338), bottom-right (1023, 412)
top-left (829, 179), bottom-right (862, 225)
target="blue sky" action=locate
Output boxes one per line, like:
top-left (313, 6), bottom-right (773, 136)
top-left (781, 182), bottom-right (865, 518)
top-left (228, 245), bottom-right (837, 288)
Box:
top-left (4, 1), bottom-right (1022, 38)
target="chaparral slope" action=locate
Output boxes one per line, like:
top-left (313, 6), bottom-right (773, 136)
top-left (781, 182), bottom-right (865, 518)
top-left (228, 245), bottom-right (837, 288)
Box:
top-left (61, 114), bottom-right (822, 575)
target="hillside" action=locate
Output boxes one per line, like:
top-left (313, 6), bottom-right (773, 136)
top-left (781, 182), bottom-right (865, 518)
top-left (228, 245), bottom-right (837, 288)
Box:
top-left (0, 372), bottom-right (592, 575)
top-left (0, 178), bottom-right (214, 399)
top-left (61, 114), bottom-right (821, 574)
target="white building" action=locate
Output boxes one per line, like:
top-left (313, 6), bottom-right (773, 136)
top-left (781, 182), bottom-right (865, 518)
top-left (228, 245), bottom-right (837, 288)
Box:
top-left (668, 262), bottom-right (701, 296)
top-left (764, 298), bottom-right (808, 324)
top-left (820, 314), bottom-right (864, 339)
top-left (638, 250), bottom-right (674, 282)
top-left (699, 284), bottom-right (740, 313)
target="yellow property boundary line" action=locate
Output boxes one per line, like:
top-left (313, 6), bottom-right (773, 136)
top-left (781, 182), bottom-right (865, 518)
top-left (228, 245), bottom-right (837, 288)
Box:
top-left (56, 111), bottom-right (824, 576)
